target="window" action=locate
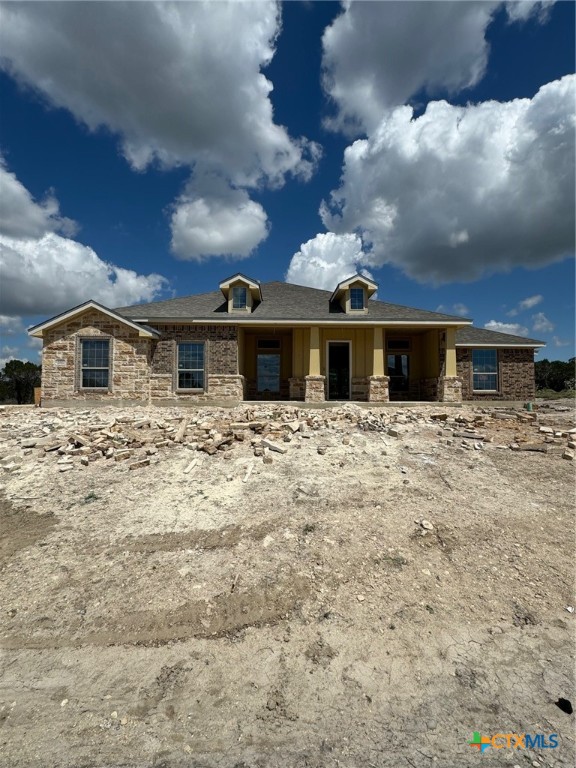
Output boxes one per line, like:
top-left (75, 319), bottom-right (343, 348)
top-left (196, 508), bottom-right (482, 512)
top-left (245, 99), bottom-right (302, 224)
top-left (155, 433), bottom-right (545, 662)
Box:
top-left (472, 349), bottom-right (498, 391)
top-left (81, 339), bottom-right (110, 388)
top-left (178, 343), bottom-right (205, 389)
top-left (387, 339), bottom-right (410, 351)
top-left (232, 285), bottom-right (247, 309)
top-left (350, 287), bottom-right (365, 310)
top-left (257, 339), bottom-right (280, 349)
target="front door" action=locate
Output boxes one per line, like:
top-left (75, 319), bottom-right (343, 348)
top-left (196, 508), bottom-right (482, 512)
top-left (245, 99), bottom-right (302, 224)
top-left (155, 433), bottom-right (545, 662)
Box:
top-left (328, 342), bottom-right (350, 400)
top-left (387, 353), bottom-right (410, 398)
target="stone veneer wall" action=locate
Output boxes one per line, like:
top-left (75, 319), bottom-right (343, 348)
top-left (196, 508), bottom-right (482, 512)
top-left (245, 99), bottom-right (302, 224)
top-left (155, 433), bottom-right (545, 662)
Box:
top-left (457, 348), bottom-right (536, 401)
top-left (289, 377), bottom-right (305, 401)
top-left (149, 324), bottom-right (240, 402)
top-left (42, 317), bottom-right (243, 404)
top-left (304, 375), bottom-right (326, 402)
top-left (42, 311), bottom-right (151, 403)
top-left (438, 376), bottom-right (463, 402)
top-left (351, 376), bottom-right (369, 401)
top-left (367, 376), bottom-right (389, 402)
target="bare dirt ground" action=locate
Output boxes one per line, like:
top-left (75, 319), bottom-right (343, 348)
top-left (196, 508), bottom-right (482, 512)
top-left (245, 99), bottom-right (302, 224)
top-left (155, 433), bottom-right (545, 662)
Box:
top-left (0, 401), bottom-right (574, 768)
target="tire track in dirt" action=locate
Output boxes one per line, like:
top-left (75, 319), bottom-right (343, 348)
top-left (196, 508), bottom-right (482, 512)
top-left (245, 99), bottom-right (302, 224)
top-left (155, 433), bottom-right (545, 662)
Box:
top-left (0, 573), bottom-right (310, 650)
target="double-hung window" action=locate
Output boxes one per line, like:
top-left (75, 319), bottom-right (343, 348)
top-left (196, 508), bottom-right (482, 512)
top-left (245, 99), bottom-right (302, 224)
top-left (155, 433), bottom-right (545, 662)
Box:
top-left (350, 287), bottom-right (365, 310)
top-left (232, 285), bottom-right (247, 309)
top-left (177, 342), bottom-right (205, 390)
top-left (81, 339), bottom-right (110, 388)
top-left (472, 349), bottom-right (498, 391)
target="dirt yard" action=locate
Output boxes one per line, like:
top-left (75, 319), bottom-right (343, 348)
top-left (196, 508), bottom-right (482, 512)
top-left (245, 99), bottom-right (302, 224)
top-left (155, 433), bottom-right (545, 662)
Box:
top-left (0, 401), bottom-right (574, 768)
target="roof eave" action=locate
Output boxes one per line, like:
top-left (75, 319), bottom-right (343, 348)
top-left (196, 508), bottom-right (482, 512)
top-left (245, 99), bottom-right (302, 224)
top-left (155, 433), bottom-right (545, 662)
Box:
top-left (123, 316), bottom-right (472, 327)
top-left (28, 300), bottom-right (161, 339)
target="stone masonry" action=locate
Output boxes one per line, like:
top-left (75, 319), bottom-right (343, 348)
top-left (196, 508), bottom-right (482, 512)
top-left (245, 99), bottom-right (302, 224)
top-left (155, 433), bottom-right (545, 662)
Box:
top-left (438, 376), bottom-right (463, 403)
top-left (42, 311), bottom-right (150, 404)
top-left (150, 324), bottom-right (240, 403)
top-left (367, 375), bottom-right (390, 402)
top-left (42, 314), bottom-right (242, 405)
top-left (457, 347), bottom-right (536, 401)
top-left (304, 375), bottom-right (326, 402)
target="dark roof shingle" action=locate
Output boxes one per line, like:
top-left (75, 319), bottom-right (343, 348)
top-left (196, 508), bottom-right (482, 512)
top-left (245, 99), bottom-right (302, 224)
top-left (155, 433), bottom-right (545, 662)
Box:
top-left (116, 281), bottom-right (470, 323)
top-left (456, 326), bottom-right (544, 346)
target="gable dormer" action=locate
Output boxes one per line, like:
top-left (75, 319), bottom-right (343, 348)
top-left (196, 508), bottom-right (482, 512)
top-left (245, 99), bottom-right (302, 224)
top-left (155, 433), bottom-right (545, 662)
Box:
top-left (219, 273), bottom-right (262, 313)
top-left (330, 274), bottom-right (377, 314)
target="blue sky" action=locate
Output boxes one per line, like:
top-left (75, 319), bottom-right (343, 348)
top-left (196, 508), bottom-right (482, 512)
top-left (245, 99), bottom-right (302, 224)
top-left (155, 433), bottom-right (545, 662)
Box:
top-left (0, 1), bottom-right (574, 365)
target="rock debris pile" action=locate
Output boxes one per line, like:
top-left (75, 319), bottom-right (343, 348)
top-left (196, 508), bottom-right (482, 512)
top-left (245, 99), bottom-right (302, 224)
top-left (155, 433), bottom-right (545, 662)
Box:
top-left (0, 401), bottom-right (574, 478)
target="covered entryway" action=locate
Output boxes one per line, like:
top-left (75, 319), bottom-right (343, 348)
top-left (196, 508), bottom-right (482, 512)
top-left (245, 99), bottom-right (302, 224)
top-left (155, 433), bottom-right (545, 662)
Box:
top-left (327, 341), bottom-right (351, 400)
top-left (240, 328), bottom-right (293, 400)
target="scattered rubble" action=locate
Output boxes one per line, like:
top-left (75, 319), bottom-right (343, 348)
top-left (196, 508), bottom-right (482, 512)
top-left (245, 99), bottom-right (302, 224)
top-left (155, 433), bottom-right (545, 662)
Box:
top-left (1, 401), bottom-right (574, 481)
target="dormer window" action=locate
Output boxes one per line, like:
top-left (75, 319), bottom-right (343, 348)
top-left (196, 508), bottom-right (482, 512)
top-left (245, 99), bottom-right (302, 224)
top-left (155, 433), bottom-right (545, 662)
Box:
top-left (350, 287), bottom-right (365, 311)
top-left (219, 273), bottom-right (262, 313)
top-left (232, 285), bottom-right (247, 309)
top-left (330, 274), bottom-right (377, 314)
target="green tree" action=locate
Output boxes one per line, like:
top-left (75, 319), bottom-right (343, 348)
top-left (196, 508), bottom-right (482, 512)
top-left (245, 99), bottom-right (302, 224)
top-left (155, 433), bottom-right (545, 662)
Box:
top-left (0, 360), bottom-right (41, 404)
top-left (535, 357), bottom-right (575, 392)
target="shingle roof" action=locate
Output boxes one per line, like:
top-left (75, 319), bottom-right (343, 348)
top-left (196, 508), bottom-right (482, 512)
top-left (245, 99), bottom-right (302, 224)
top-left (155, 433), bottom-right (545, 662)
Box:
top-left (456, 326), bottom-right (544, 346)
top-left (115, 281), bottom-right (470, 323)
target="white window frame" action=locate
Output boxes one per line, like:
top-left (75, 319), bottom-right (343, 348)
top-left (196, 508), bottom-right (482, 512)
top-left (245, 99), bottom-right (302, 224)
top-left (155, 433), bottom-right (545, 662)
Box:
top-left (472, 349), bottom-right (499, 392)
top-left (79, 338), bottom-right (111, 390)
top-left (349, 287), bottom-right (365, 311)
top-left (176, 341), bottom-right (206, 391)
top-left (232, 285), bottom-right (247, 310)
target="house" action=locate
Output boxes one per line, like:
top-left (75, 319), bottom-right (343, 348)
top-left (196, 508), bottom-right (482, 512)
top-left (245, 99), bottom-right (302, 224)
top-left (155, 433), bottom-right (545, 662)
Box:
top-left (29, 273), bottom-right (545, 405)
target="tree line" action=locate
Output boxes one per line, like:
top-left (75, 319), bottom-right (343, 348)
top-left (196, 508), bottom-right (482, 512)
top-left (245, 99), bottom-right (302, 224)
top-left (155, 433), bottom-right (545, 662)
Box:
top-left (534, 357), bottom-right (575, 392)
top-left (0, 356), bottom-right (573, 404)
top-left (0, 360), bottom-right (42, 404)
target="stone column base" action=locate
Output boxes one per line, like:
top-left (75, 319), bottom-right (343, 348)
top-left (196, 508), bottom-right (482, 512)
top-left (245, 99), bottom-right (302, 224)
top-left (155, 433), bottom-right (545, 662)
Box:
top-left (207, 374), bottom-right (245, 400)
top-left (304, 375), bottom-right (326, 402)
top-left (438, 376), bottom-right (462, 402)
top-left (367, 375), bottom-right (390, 402)
top-left (289, 377), bottom-right (305, 400)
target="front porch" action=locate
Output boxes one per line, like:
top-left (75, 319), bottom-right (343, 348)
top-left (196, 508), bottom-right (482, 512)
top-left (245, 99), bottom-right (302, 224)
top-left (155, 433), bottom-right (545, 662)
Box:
top-left (238, 326), bottom-right (462, 403)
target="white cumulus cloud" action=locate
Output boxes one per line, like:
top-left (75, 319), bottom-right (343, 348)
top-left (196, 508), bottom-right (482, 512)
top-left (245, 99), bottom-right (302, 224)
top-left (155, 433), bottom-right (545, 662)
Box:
top-left (436, 303), bottom-right (470, 317)
top-left (171, 177), bottom-right (269, 261)
top-left (0, 166), bottom-right (167, 317)
top-left (484, 320), bottom-right (529, 336)
top-left (321, 1), bottom-right (555, 135)
top-left (507, 294), bottom-right (544, 316)
top-left (285, 232), bottom-right (369, 291)
top-left (0, 315), bottom-right (24, 335)
top-left (321, 76), bottom-right (575, 284)
top-left (0, 2), bottom-right (320, 260)
top-left (552, 336), bottom-right (571, 348)
top-left (0, 158), bottom-right (77, 239)
top-left (532, 312), bottom-right (554, 333)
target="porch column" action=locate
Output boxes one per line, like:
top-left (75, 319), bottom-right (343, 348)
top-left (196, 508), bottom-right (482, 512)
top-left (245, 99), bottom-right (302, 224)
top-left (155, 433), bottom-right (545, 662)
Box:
top-left (445, 328), bottom-right (457, 377)
top-left (304, 326), bottom-right (325, 402)
top-left (368, 327), bottom-right (390, 402)
top-left (309, 326), bottom-right (320, 376)
top-left (439, 327), bottom-right (462, 402)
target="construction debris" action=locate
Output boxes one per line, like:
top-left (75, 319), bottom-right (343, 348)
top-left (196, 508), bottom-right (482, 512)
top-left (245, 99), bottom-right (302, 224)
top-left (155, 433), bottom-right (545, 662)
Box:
top-left (0, 401), bottom-right (574, 481)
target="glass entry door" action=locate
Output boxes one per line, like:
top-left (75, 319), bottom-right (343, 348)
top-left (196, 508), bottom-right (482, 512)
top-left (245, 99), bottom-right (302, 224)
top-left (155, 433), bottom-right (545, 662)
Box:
top-left (328, 342), bottom-right (350, 400)
top-left (387, 354), bottom-right (409, 395)
top-left (257, 353), bottom-right (280, 395)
